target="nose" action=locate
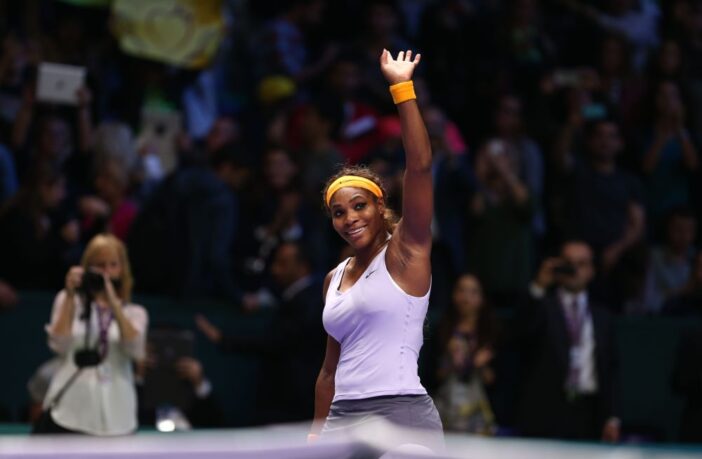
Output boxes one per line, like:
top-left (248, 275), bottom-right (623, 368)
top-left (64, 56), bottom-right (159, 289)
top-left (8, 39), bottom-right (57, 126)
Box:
top-left (344, 209), bottom-right (359, 227)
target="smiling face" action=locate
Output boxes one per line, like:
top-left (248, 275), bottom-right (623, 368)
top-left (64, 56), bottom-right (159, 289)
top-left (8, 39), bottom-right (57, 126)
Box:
top-left (329, 187), bottom-right (386, 250)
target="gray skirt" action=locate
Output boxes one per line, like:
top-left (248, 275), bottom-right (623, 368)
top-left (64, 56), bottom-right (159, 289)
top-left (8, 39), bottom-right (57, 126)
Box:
top-left (321, 394), bottom-right (445, 454)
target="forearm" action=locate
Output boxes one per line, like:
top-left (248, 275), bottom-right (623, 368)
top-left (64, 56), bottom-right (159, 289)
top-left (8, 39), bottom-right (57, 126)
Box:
top-left (51, 292), bottom-right (77, 337)
top-left (11, 105), bottom-right (32, 150)
top-left (311, 371), bottom-right (335, 434)
top-left (77, 105), bottom-right (93, 153)
top-left (112, 306), bottom-right (139, 342)
top-left (396, 99), bottom-right (432, 172)
top-left (504, 172), bottom-right (530, 204)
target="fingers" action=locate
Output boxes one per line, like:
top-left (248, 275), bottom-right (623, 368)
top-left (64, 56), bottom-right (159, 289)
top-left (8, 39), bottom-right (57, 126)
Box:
top-left (380, 48), bottom-right (389, 64)
top-left (382, 49), bottom-right (421, 64)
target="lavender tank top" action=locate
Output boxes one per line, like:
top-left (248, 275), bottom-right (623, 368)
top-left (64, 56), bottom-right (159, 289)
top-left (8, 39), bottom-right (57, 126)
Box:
top-left (323, 245), bottom-right (430, 401)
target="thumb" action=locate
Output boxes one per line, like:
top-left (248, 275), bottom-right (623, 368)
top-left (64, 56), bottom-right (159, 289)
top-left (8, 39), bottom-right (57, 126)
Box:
top-left (380, 49), bottom-right (389, 64)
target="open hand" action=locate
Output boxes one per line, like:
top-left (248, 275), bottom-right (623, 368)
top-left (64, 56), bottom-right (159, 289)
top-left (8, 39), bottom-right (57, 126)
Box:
top-left (380, 49), bottom-right (421, 85)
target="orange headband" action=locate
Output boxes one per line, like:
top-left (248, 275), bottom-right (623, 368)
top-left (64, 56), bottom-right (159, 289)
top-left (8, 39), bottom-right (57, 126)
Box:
top-left (325, 175), bottom-right (383, 207)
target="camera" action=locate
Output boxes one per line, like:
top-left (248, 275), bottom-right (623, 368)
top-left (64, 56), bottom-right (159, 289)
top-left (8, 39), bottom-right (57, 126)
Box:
top-left (552, 262), bottom-right (577, 276)
top-left (74, 348), bottom-right (102, 368)
top-left (79, 270), bottom-right (122, 295)
top-left (80, 270), bottom-right (104, 294)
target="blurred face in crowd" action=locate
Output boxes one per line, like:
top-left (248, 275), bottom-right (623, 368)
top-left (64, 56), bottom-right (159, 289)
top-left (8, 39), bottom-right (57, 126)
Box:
top-left (39, 176), bottom-right (67, 209)
top-left (655, 81), bottom-right (684, 119)
top-left (588, 121), bottom-right (622, 163)
top-left (263, 148), bottom-right (297, 191)
top-left (657, 40), bottom-right (682, 77)
top-left (610, 0), bottom-right (635, 15)
top-left (452, 275), bottom-right (483, 318)
top-left (300, 0), bottom-right (325, 25)
top-left (39, 117), bottom-right (72, 160)
top-left (368, 3), bottom-right (398, 36)
top-left (667, 215), bottom-right (697, 253)
top-left (559, 242), bottom-right (595, 293)
top-left (329, 60), bottom-right (361, 98)
top-left (299, 107), bottom-right (330, 145)
top-left (495, 96), bottom-right (522, 137)
top-left (1, 35), bottom-right (30, 86)
top-left (270, 243), bottom-right (306, 288)
top-left (95, 160), bottom-right (129, 202)
top-left (329, 187), bottom-right (385, 251)
top-left (600, 36), bottom-right (627, 75)
top-left (206, 117), bottom-right (239, 153)
top-left (89, 246), bottom-right (123, 280)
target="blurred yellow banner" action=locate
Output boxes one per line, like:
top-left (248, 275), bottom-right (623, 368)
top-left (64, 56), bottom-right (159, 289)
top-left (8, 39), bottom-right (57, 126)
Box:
top-left (111, 0), bottom-right (224, 69)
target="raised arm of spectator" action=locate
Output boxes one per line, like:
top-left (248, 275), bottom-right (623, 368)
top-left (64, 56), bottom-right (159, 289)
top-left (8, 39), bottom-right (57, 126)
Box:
top-left (11, 85), bottom-right (34, 150)
top-left (76, 86), bottom-right (94, 153)
top-left (643, 128), bottom-right (698, 174)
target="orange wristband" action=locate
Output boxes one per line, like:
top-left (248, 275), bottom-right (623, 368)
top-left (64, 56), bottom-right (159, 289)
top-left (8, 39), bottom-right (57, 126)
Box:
top-left (389, 80), bottom-right (416, 104)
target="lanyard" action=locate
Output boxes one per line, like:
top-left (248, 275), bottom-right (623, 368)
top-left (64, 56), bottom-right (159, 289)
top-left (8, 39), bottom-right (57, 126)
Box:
top-left (96, 306), bottom-right (113, 359)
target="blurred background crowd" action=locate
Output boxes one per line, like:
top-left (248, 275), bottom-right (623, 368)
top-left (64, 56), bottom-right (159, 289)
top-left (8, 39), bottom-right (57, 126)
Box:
top-left (0, 0), bottom-right (701, 445)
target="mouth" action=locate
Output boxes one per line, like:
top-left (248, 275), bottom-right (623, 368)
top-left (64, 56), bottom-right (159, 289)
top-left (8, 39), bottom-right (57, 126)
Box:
top-left (345, 226), bottom-right (367, 240)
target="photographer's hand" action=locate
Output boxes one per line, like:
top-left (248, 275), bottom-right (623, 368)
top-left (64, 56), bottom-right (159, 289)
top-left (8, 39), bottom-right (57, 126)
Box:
top-left (49, 266), bottom-right (84, 338)
top-left (535, 258), bottom-right (561, 290)
top-left (65, 266), bottom-right (84, 295)
top-left (102, 273), bottom-right (138, 342)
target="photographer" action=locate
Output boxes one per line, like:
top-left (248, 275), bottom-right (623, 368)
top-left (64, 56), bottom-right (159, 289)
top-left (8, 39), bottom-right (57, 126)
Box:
top-left (516, 240), bottom-right (619, 442)
top-left (38, 234), bottom-right (148, 435)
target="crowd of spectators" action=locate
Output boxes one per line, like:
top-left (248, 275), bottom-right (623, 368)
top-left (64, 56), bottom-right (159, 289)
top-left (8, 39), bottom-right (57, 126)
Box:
top-left (0, 0), bottom-right (701, 443)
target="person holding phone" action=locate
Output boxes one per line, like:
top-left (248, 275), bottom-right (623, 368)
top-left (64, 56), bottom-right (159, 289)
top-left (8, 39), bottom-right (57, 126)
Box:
top-left (38, 234), bottom-right (148, 435)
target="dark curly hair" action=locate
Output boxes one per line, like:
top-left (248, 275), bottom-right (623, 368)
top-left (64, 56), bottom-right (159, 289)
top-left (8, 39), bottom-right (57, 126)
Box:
top-left (322, 165), bottom-right (399, 234)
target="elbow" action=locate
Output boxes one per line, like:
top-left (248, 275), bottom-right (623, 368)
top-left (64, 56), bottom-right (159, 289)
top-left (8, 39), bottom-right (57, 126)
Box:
top-left (47, 335), bottom-right (71, 355)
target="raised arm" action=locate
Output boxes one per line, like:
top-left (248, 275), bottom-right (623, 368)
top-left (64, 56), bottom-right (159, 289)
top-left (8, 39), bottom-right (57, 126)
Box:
top-left (380, 50), bottom-right (433, 251)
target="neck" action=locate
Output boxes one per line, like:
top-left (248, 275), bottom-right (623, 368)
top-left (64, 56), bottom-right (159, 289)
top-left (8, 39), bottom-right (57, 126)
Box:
top-left (353, 234), bottom-right (388, 268)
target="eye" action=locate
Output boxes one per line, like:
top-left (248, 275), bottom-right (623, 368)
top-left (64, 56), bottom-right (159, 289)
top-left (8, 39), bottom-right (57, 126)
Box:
top-left (333, 209), bottom-right (344, 218)
top-left (354, 202), bottom-right (366, 211)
